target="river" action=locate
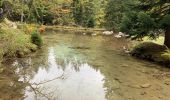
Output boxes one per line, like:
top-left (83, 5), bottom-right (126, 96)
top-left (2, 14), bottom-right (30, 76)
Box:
top-left (0, 31), bottom-right (170, 100)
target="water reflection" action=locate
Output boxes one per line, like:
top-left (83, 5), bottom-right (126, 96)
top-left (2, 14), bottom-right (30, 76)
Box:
top-left (0, 41), bottom-right (106, 100)
top-left (25, 46), bottom-right (106, 100)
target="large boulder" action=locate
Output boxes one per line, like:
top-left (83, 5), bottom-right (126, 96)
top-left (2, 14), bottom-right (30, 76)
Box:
top-left (130, 42), bottom-right (167, 62)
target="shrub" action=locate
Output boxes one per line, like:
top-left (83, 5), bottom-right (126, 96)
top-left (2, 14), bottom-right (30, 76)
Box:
top-left (31, 31), bottom-right (42, 48)
top-left (87, 18), bottom-right (95, 28)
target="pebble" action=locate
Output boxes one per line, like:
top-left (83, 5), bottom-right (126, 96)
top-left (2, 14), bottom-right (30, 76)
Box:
top-left (140, 91), bottom-right (147, 95)
top-left (164, 82), bottom-right (170, 85)
top-left (140, 83), bottom-right (151, 88)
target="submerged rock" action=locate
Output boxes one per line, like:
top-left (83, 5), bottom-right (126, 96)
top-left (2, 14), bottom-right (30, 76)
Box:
top-left (123, 46), bottom-right (130, 54)
top-left (140, 83), bottom-right (151, 88)
top-left (83, 33), bottom-right (86, 35)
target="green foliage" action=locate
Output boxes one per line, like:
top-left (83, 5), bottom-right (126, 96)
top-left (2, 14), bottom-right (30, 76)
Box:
top-left (72, 0), bottom-right (96, 27)
top-left (72, 0), bottom-right (83, 25)
top-left (120, 0), bottom-right (169, 39)
top-left (104, 0), bottom-right (135, 30)
top-left (0, 0), bottom-right (106, 27)
top-left (121, 12), bottom-right (156, 36)
top-left (31, 31), bottom-right (42, 47)
top-left (106, 0), bottom-right (169, 44)
top-left (87, 18), bottom-right (95, 28)
top-left (160, 15), bottom-right (170, 29)
top-left (120, 12), bottom-right (137, 34)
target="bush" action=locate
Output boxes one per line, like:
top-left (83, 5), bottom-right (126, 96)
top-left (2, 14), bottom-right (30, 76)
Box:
top-left (31, 31), bottom-right (42, 48)
top-left (87, 18), bottom-right (95, 28)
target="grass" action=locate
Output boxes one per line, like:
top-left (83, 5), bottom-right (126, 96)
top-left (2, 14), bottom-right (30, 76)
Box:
top-left (0, 19), bottom-right (38, 62)
top-left (142, 36), bottom-right (164, 45)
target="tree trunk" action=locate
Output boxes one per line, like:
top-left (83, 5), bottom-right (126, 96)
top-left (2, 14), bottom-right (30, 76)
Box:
top-left (164, 26), bottom-right (170, 48)
top-left (21, 1), bottom-right (24, 23)
top-left (21, 12), bottom-right (24, 22)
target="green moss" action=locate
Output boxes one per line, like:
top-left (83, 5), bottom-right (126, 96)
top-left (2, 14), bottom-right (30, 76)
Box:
top-left (161, 50), bottom-right (170, 62)
top-left (131, 42), bottom-right (170, 66)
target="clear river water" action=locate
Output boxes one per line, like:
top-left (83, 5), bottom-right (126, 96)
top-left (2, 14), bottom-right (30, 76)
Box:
top-left (0, 31), bottom-right (170, 100)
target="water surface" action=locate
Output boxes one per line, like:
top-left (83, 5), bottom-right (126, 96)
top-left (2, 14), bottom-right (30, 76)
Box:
top-left (0, 31), bottom-right (170, 100)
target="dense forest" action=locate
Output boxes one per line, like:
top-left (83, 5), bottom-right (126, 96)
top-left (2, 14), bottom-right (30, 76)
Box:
top-left (0, 0), bottom-right (169, 45)
top-left (0, 0), bottom-right (106, 27)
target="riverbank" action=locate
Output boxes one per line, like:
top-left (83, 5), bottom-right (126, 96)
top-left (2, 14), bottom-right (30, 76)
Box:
top-left (130, 36), bottom-right (170, 67)
top-left (0, 19), bottom-right (38, 64)
top-left (45, 25), bottom-right (106, 34)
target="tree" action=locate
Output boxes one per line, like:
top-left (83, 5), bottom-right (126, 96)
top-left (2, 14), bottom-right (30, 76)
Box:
top-left (104, 0), bottom-right (133, 30)
top-left (72, 0), bottom-right (83, 25)
top-left (120, 0), bottom-right (170, 47)
top-left (0, 0), bottom-right (12, 18)
top-left (72, 0), bottom-right (96, 27)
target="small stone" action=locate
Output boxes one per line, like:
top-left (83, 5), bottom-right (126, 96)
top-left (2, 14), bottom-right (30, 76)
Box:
top-left (83, 33), bottom-right (86, 35)
top-left (158, 96), bottom-right (162, 99)
top-left (140, 83), bottom-right (151, 88)
top-left (164, 82), bottom-right (170, 85)
top-left (121, 64), bottom-right (129, 67)
top-left (114, 78), bottom-right (122, 83)
top-left (140, 91), bottom-right (147, 95)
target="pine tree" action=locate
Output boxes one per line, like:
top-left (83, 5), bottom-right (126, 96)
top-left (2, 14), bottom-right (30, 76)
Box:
top-left (120, 0), bottom-right (170, 47)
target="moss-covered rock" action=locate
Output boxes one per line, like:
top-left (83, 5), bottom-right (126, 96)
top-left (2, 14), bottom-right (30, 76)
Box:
top-left (130, 42), bottom-right (170, 67)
